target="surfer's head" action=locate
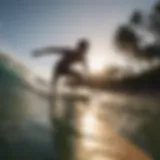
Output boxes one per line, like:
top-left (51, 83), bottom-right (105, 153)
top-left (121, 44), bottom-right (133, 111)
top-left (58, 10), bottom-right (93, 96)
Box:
top-left (77, 38), bottom-right (89, 52)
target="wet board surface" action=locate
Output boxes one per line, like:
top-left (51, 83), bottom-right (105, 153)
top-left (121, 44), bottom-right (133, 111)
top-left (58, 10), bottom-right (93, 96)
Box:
top-left (53, 93), bottom-right (153, 160)
top-left (75, 117), bottom-right (152, 160)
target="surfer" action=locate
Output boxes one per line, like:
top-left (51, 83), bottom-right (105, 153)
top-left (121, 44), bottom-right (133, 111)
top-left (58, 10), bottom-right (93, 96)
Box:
top-left (32, 38), bottom-right (90, 89)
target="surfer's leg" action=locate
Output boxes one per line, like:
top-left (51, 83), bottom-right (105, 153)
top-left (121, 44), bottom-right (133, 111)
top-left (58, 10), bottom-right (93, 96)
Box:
top-left (49, 68), bottom-right (60, 160)
top-left (51, 71), bottom-right (59, 95)
top-left (49, 65), bottom-right (62, 123)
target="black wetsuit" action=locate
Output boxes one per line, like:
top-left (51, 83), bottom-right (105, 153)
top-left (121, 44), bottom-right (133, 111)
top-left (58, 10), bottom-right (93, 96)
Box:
top-left (54, 49), bottom-right (85, 80)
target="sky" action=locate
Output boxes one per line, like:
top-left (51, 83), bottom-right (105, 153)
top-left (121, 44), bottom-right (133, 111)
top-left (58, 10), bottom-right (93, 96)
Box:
top-left (0, 0), bottom-right (156, 80)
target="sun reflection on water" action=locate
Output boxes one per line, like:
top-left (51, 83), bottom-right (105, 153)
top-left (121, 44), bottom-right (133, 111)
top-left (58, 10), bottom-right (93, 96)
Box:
top-left (82, 111), bottom-right (95, 135)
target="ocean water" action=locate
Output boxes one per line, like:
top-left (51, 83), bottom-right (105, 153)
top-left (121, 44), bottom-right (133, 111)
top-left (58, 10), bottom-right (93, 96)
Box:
top-left (0, 55), bottom-right (160, 160)
top-left (0, 62), bottom-right (53, 160)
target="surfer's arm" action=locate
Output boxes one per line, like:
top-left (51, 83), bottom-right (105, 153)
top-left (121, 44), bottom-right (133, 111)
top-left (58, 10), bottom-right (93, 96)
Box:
top-left (32, 47), bottom-right (69, 57)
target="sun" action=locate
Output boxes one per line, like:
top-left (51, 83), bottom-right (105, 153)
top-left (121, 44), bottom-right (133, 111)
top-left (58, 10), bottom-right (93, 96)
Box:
top-left (87, 53), bottom-right (107, 74)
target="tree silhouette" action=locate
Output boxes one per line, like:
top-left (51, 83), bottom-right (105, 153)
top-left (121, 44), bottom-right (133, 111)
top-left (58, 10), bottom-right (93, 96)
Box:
top-left (115, 1), bottom-right (160, 60)
top-left (113, 0), bottom-right (160, 93)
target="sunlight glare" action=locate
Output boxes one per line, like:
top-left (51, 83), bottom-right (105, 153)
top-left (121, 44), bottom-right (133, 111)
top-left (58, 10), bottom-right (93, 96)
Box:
top-left (88, 54), bottom-right (107, 74)
top-left (82, 111), bottom-right (95, 135)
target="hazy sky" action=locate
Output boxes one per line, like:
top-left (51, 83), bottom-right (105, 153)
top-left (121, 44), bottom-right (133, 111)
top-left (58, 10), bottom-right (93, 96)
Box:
top-left (0, 0), bottom-right (156, 80)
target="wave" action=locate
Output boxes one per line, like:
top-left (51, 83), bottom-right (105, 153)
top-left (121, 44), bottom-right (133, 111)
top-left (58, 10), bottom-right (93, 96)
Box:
top-left (0, 51), bottom-right (53, 159)
top-left (0, 51), bottom-right (49, 97)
